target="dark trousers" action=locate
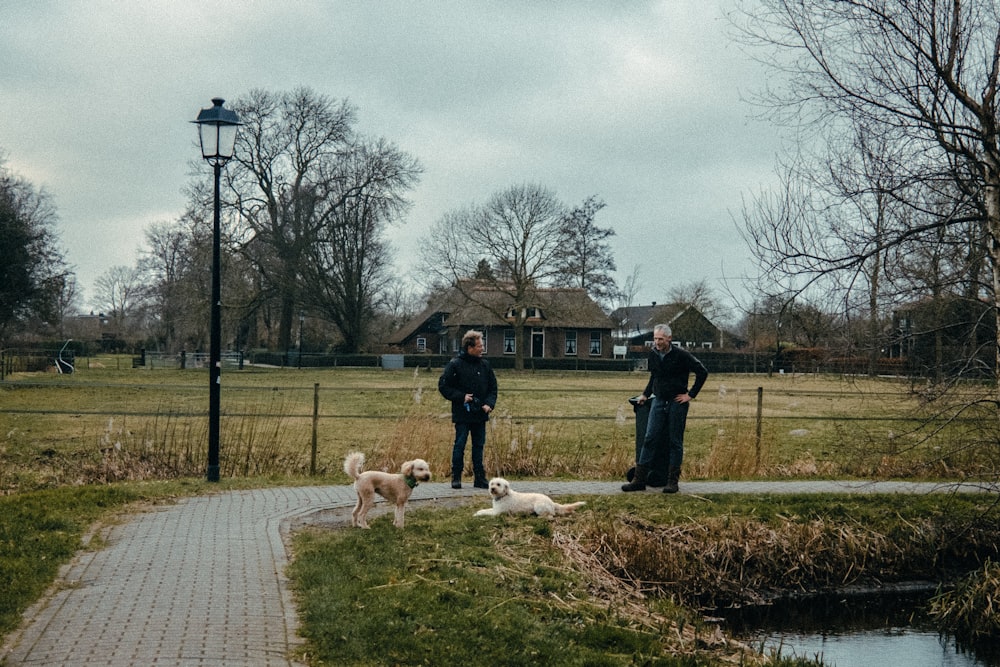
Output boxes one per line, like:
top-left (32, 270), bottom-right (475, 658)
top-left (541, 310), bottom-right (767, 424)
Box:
top-left (637, 396), bottom-right (689, 470)
top-left (452, 422), bottom-right (486, 478)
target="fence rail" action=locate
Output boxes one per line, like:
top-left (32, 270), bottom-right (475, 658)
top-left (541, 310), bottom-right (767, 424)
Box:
top-left (1, 347), bottom-right (943, 377)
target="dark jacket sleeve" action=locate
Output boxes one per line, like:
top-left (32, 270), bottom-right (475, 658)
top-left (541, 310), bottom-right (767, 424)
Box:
top-left (438, 359), bottom-right (465, 404)
top-left (686, 352), bottom-right (709, 399)
top-left (483, 362), bottom-right (498, 409)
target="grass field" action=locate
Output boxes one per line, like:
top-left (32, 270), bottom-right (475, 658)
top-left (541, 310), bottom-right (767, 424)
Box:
top-left (2, 356), bottom-right (997, 492)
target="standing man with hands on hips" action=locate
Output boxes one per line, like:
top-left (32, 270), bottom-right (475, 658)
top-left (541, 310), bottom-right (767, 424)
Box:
top-left (439, 329), bottom-right (498, 489)
top-left (622, 323), bottom-right (708, 494)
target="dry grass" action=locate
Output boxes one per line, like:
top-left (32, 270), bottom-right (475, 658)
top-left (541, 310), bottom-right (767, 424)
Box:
top-left (929, 559), bottom-right (1000, 641)
top-left (5, 363), bottom-right (1000, 492)
top-left (570, 510), bottom-right (1000, 611)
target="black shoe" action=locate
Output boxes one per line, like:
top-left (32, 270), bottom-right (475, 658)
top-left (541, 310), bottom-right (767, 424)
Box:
top-left (451, 481), bottom-right (462, 489)
top-left (622, 465), bottom-right (648, 492)
top-left (473, 478), bottom-right (488, 489)
top-left (662, 468), bottom-right (680, 494)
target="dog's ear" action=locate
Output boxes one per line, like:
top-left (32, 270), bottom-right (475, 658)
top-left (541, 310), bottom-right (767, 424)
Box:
top-left (401, 460), bottom-right (414, 476)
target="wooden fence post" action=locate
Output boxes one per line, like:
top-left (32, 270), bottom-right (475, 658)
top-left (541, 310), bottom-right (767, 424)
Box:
top-left (755, 386), bottom-right (763, 471)
top-left (311, 382), bottom-right (319, 476)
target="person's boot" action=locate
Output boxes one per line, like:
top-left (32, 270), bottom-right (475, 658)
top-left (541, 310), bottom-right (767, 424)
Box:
top-left (621, 465), bottom-right (648, 492)
top-left (451, 470), bottom-right (462, 489)
top-left (662, 467), bottom-right (680, 494)
top-left (473, 458), bottom-right (488, 488)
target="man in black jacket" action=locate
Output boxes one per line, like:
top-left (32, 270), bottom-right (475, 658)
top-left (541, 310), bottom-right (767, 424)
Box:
top-left (622, 323), bottom-right (708, 494)
top-left (438, 330), bottom-right (498, 489)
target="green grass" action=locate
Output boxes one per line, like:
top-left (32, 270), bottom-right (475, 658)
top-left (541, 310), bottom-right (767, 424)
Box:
top-left (291, 504), bottom-right (709, 666)
top-left (289, 493), bottom-right (999, 666)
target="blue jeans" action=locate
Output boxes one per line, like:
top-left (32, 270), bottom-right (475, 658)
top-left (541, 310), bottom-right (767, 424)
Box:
top-left (452, 422), bottom-right (486, 478)
top-left (637, 396), bottom-right (689, 470)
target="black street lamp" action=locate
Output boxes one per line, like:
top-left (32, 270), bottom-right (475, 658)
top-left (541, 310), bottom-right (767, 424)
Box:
top-left (193, 98), bottom-right (241, 482)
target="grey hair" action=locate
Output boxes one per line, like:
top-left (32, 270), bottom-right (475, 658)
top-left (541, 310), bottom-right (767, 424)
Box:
top-left (462, 329), bottom-right (484, 350)
top-left (653, 324), bottom-right (672, 337)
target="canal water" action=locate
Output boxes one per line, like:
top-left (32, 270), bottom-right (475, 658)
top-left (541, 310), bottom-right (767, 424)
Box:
top-left (719, 589), bottom-right (999, 666)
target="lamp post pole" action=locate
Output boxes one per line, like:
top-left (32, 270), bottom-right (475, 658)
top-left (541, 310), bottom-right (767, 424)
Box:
top-left (193, 98), bottom-right (241, 482)
top-left (207, 158), bottom-right (223, 481)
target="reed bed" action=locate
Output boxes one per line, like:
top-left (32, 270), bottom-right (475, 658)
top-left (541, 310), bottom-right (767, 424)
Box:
top-left (929, 559), bottom-right (1000, 642)
top-left (571, 511), bottom-right (1000, 610)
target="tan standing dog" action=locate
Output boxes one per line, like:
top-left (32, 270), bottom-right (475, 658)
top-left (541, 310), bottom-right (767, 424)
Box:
top-left (343, 451), bottom-right (432, 528)
top-left (474, 477), bottom-right (586, 517)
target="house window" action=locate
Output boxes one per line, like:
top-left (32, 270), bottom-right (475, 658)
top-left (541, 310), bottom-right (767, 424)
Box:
top-left (504, 329), bottom-right (515, 354)
top-left (702, 342), bottom-right (713, 349)
top-left (416, 337), bottom-right (426, 352)
top-left (589, 331), bottom-right (601, 356)
top-left (506, 306), bottom-right (544, 319)
top-left (565, 330), bottom-right (577, 356)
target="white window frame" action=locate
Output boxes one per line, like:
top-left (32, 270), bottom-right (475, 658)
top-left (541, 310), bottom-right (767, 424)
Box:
top-left (503, 329), bottom-right (516, 354)
top-left (565, 330), bottom-right (577, 356)
top-left (589, 331), bottom-right (601, 356)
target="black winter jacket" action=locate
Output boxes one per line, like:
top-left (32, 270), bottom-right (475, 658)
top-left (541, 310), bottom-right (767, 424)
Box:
top-left (438, 352), bottom-right (498, 424)
top-left (642, 346), bottom-right (708, 400)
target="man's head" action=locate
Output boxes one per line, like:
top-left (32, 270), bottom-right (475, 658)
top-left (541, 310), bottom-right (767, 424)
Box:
top-left (462, 329), bottom-right (485, 357)
top-left (652, 324), bottom-right (672, 352)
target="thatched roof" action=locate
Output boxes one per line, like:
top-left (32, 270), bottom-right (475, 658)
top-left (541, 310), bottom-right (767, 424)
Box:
top-left (388, 282), bottom-right (614, 345)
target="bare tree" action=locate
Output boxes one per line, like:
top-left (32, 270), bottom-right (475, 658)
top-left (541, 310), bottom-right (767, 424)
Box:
top-left (228, 87), bottom-right (356, 353)
top-left (228, 88), bottom-right (420, 353)
top-left (92, 265), bottom-right (150, 338)
top-left (666, 279), bottom-right (731, 331)
top-left (554, 195), bottom-right (618, 309)
top-left (736, 0), bottom-right (1000, 395)
top-left (419, 183), bottom-right (567, 370)
top-left (300, 138), bottom-right (421, 352)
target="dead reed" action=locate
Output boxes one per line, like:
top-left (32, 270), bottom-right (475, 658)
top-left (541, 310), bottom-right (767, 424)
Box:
top-left (571, 512), bottom-right (997, 610)
top-left (929, 559), bottom-right (1000, 641)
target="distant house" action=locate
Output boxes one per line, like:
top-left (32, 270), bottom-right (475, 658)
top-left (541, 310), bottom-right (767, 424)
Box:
top-left (388, 282), bottom-right (616, 359)
top-left (610, 302), bottom-right (731, 350)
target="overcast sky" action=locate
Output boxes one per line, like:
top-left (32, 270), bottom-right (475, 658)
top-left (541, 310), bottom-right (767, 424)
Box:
top-left (1, 0), bottom-right (784, 315)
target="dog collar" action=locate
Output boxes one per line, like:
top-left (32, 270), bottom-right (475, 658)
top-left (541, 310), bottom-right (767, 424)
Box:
top-left (405, 475), bottom-right (418, 489)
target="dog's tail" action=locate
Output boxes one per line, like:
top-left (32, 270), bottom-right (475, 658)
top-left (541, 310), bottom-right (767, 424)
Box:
top-left (343, 451), bottom-right (365, 480)
top-left (555, 501), bottom-right (586, 515)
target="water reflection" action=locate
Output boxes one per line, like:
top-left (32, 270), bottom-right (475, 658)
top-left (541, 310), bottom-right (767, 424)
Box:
top-left (718, 590), bottom-right (999, 666)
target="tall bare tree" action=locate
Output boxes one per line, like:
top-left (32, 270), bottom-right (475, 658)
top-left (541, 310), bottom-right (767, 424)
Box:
top-left (554, 195), bottom-right (618, 309)
top-left (92, 265), bottom-right (150, 339)
top-left (300, 138), bottom-right (420, 351)
top-left (228, 88), bottom-right (420, 353)
top-left (736, 0), bottom-right (1000, 395)
top-left (419, 183), bottom-right (568, 370)
top-left (228, 87), bottom-right (356, 353)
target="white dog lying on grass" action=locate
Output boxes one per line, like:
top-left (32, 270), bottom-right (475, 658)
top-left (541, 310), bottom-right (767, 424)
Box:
top-left (474, 477), bottom-right (586, 517)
